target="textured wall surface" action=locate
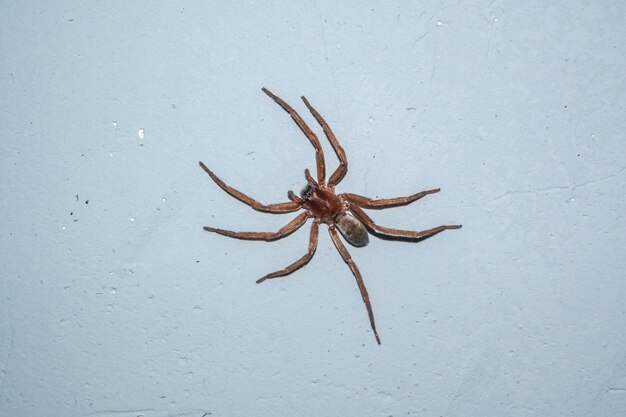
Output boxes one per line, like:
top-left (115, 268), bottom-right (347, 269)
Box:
top-left (1, 1), bottom-right (625, 416)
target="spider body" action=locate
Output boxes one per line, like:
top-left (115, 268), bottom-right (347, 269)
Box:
top-left (200, 87), bottom-right (461, 345)
top-left (296, 178), bottom-right (369, 247)
top-left (289, 180), bottom-right (369, 247)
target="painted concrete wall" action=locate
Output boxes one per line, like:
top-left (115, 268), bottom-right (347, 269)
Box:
top-left (1, 1), bottom-right (624, 416)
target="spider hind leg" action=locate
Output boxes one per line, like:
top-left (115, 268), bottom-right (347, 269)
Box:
top-left (329, 225), bottom-right (381, 345)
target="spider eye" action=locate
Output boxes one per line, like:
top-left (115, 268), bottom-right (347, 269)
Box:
top-left (300, 184), bottom-right (314, 199)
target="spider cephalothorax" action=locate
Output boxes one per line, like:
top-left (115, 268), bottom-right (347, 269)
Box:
top-left (200, 87), bottom-right (461, 344)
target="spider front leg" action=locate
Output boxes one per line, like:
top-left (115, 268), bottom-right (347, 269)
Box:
top-left (342, 188), bottom-right (441, 209)
top-left (350, 205), bottom-right (462, 241)
top-left (301, 96), bottom-right (348, 187)
top-left (204, 212), bottom-right (308, 241)
top-left (329, 225), bottom-right (381, 345)
top-left (199, 161), bottom-right (301, 214)
top-left (257, 221), bottom-right (319, 284)
top-left (262, 88), bottom-right (327, 184)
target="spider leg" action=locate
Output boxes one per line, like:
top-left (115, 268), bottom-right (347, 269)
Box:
top-left (301, 96), bottom-right (348, 187)
top-left (256, 221), bottom-right (319, 283)
top-left (342, 188), bottom-right (441, 209)
top-left (204, 212), bottom-right (308, 241)
top-left (350, 204), bottom-right (462, 242)
top-left (328, 225), bottom-right (381, 345)
top-left (262, 87), bottom-right (327, 184)
top-left (199, 161), bottom-right (301, 214)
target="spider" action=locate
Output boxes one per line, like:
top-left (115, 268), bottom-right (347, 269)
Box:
top-left (199, 87), bottom-right (462, 344)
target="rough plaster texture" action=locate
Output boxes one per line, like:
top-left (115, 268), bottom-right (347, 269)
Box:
top-left (1, 1), bottom-right (625, 417)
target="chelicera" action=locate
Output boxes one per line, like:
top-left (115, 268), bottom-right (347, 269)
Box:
top-left (200, 87), bottom-right (462, 344)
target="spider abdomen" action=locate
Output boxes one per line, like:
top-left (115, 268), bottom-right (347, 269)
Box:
top-left (335, 212), bottom-right (369, 247)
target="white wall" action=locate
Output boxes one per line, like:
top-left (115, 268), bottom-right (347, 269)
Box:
top-left (1, 1), bottom-right (624, 416)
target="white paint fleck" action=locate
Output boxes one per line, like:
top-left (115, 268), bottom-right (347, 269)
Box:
top-left (137, 128), bottom-right (145, 140)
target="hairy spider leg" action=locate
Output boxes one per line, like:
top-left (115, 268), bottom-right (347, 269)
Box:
top-left (329, 225), bottom-right (381, 345)
top-left (262, 87), bottom-right (327, 184)
top-left (301, 96), bottom-right (348, 187)
top-left (203, 212), bottom-right (308, 241)
top-left (349, 205), bottom-right (462, 241)
top-left (257, 221), bottom-right (320, 284)
top-left (199, 161), bottom-right (301, 214)
top-left (342, 188), bottom-right (441, 209)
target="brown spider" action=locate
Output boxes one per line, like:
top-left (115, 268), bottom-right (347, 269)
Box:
top-left (199, 87), bottom-right (462, 345)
